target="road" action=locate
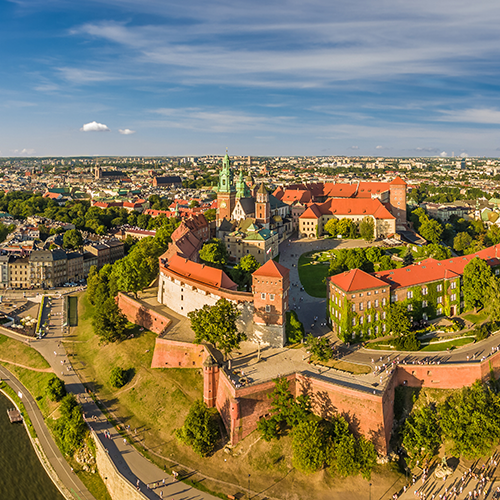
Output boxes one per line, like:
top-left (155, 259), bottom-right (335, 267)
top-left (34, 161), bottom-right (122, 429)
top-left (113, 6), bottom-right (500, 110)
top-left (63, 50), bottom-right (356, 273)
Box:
top-left (0, 364), bottom-right (95, 500)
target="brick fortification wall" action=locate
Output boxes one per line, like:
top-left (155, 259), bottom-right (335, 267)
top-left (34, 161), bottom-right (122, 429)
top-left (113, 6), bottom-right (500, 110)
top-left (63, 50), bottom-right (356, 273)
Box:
top-left (207, 350), bottom-right (500, 454)
top-left (151, 338), bottom-right (207, 369)
top-left (116, 292), bottom-right (171, 335)
top-left (212, 370), bottom-right (390, 452)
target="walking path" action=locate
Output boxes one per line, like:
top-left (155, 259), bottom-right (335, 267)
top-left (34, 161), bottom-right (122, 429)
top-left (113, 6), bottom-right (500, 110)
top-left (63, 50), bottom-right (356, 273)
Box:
top-left (0, 364), bottom-right (95, 500)
top-left (1, 296), bottom-right (220, 500)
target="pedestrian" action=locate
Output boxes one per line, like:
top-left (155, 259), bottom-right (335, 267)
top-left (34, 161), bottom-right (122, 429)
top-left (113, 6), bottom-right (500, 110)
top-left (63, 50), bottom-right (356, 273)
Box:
top-left (123, 438), bottom-right (127, 445)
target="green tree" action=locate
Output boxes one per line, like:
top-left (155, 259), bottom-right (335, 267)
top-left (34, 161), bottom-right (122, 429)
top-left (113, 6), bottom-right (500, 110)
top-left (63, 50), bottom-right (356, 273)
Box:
top-left (386, 302), bottom-right (411, 335)
top-left (402, 405), bottom-right (441, 467)
top-left (453, 232), bottom-right (473, 253)
top-left (239, 254), bottom-right (260, 273)
top-left (365, 247), bottom-right (383, 263)
top-left (419, 219), bottom-right (443, 244)
top-left (92, 297), bottom-right (128, 343)
top-left (204, 208), bottom-right (217, 222)
top-left (463, 257), bottom-right (492, 311)
top-left (402, 247), bottom-right (414, 267)
top-left (378, 255), bottom-right (396, 271)
top-left (485, 275), bottom-right (500, 323)
top-left (53, 394), bottom-right (87, 456)
top-left (359, 217), bottom-right (375, 241)
top-left (109, 367), bottom-right (127, 388)
top-left (176, 400), bottom-right (220, 457)
top-left (324, 218), bottom-right (339, 237)
top-left (286, 311), bottom-right (305, 344)
top-left (439, 382), bottom-right (500, 459)
top-left (199, 239), bottom-right (228, 268)
top-left (46, 376), bottom-right (66, 402)
top-left (113, 252), bottom-right (150, 297)
top-left (305, 333), bottom-right (333, 362)
top-left (62, 229), bottom-right (83, 249)
top-left (292, 417), bottom-right (333, 474)
top-left (188, 298), bottom-right (244, 358)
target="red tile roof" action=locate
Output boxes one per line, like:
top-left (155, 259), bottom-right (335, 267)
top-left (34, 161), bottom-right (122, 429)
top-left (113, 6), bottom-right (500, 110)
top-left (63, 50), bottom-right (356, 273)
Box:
top-left (390, 176), bottom-right (407, 186)
top-left (299, 198), bottom-right (395, 220)
top-left (329, 269), bottom-right (388, 292)
top-left (253, 259), bottom-right (290, 279)
top-left (166, 253), bottom-right (237, 290)
top-left (374, 244), bottom-right (500, 290)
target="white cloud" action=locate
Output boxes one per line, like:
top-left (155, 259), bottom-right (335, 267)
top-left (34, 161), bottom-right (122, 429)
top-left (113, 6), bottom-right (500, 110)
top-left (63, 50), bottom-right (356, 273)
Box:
top-left (80, 121), bottom-right (110, 132)
top-left (349, 146), bottom-right (359, 150)
top-left (119, 128), bottom-right (135, 135)
top-left (11, 148), bottom-right (35, 156)
top-left (375, 145), bottom-right (383, 149)
top-left (437, 108), bottom-right (500, 125)
top-left (440, 151), bottom-right (447, 157)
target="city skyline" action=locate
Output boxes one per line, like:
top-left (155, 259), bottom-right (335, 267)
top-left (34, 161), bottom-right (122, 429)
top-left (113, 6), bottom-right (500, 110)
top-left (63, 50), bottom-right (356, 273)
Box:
top-left (1, 0), bottom-right (500, 157)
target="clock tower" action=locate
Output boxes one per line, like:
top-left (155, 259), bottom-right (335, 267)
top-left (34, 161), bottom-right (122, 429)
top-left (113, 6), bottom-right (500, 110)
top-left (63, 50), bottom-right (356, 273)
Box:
top-left (217, 152), bottom-right (236, 224)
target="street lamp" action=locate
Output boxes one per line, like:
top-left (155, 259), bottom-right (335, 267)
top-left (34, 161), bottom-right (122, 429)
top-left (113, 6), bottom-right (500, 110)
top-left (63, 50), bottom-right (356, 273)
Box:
top-left (248, 474), bottom-right (251, 500)
top-left (369, 482), bottom-right (372, 500)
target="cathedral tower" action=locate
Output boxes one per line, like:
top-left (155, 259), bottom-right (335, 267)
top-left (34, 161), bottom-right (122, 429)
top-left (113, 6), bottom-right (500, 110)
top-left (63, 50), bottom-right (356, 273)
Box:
top-left (217, 152), bottom-right (236, 224)
top-left (255, 183), bottom-right (270, 228)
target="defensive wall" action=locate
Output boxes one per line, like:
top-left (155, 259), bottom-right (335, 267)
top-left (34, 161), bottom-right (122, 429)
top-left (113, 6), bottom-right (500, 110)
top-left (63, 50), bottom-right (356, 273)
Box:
top-left (200, 347), bottom-right (500, 455)
top-left (151, 338), bottom-right (208, 369)
top-left (116, 292), bottom-right (171, 335)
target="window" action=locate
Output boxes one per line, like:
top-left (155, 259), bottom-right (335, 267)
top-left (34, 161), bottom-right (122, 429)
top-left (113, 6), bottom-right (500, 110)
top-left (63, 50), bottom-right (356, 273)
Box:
top-left (437, 284), bottom-right (442, 292)
top-left (270, 294), bottom-right (275, 301)
top-left (422, 287), bottom-right (428, 295)
top-left (496, 269), bottom-right (500, 276)
top-left (422, 300), bottom-right (428, 308)
top-left (383, 324), bottom-right (386, 332)
top-left (451, 293), bottom-right (457, 301)
top-left (352, 318), bottom-right (356, 326)
top-left (261, 293), bottom-right (266, 299)
top-left (423, 313), bottom-right (428, 320)
top-left (367, 315), bottom-right (372, 323)
top-left (407, 290), bottom-right (413, 299)
top-left (437, 307), bottom-right (443, 316)
top-left (352, 304), bottom-right (356, 312)
top-left (359, 317), bottom-right (364, 325)
top-left (359, 302), bottom-right (364, 311)
top-left (367, 301), bottom-right (371, 309)
top-left (368, 328), bottom-right (372, 336)
top-left (375, 325), bottom-right (379, 334)
top-left (367, 292), bottom-right (371, 296)
top-left (407, 304), bottom-right (413, 311)
top-left (375, 313), bottom-right (379, 321)
top-left (351, 294), bottom-right (356, 298)
top-left (391, 294), bottom-right (396, 303)
top-left (265, 305), bottom-right (271, 313)
top-left (382, 298), bottom-right (387, 306)
top-left (382, 311), bottom-right (386, 320)
top-left (359, 293), bottom-right (363, 297)
top-left (375, 299), bottom-right (379, 307)
top-left (451, 281), bottom-right (456, 289)
top-left (437, 296), bottom-right (443, 304)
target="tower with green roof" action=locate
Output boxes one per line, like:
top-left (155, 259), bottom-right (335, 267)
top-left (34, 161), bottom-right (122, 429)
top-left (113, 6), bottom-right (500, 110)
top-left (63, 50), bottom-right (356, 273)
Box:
top-left (217, 151), bottom-right (236, 224)
top-left (236, 169), bottom-right (251, 199)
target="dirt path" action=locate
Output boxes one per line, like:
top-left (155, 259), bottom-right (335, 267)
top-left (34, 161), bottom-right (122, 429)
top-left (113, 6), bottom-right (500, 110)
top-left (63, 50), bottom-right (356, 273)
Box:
top-left (0, 358), bottom-right (54, 373)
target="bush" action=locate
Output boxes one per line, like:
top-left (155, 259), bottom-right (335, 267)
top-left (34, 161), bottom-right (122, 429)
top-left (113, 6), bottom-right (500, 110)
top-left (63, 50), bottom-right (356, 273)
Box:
top-left (286, 311), bottom-right (305, 344)
top-left (109, 367), bottom-right (127, 388)
top-left (53, 394), bottom-right (87, 456)
top-left (306, 334), bottom-right (333, 362)
top-left (391, 333), bottom-right (421, 351)
top-left (176, 400), bottom-right (220, 457)
top-left (46, 376), bottom-right (66, 402)
top-left (474, 323), bottom-right (491, 341)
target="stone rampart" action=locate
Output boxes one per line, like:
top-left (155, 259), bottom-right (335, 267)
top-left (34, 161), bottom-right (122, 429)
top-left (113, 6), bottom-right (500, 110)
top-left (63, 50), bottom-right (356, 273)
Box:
top-left (116, 293), bottom-right (171, 335)
top-left (151, 338), bottom-right (207, 369)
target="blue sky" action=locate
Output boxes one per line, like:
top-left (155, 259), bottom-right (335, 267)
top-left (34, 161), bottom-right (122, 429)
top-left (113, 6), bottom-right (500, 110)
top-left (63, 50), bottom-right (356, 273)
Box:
top-left (1, 0), bottom-right (500, 157)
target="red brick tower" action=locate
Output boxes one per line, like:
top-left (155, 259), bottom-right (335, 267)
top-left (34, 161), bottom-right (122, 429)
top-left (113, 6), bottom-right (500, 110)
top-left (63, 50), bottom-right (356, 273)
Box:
top-left (389, 176), bottom-right (407, 230)
top-left (217, 153), bottom-right (236, 224)
top-left (255, 183), bottom-right (270, 228)
top-left (252, 260), bottom-right (290, 347)
top-left (203, 354), bottom-right (219, 408)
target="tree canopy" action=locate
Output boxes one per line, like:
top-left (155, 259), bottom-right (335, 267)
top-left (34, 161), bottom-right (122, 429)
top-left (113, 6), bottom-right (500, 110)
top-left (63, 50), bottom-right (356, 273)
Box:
top-left (358, 217), bottom-right (374, 241)
top-left (62, 229), bottom-right (83, 249)
top-left (92, 297), bottom-right (129, 343)
top-left (199, 238), bottom-right (228, 268)
top-left (175, 400), bottom-right (220, 457)
top-left (463, 257), bottom-right (492, 311)
top-left (188, 298), bottom-right (245, 358)
top-left (386, 302), bottom-right (411, 336)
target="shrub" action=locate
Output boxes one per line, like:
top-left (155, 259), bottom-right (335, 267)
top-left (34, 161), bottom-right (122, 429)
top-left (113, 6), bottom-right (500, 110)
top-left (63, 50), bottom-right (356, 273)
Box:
top-left (391, 333), bottom-right (421, 351)
top-left (46, 376), bottom-right (66, 402)
top-left (306, 334), bottom-right (333, 362)
top-left (109, 367), bottom-right (127, 388)
top-left (474, 323), bottom-right (491, 341)
top-left (286, 311), bottom-right (305, 344)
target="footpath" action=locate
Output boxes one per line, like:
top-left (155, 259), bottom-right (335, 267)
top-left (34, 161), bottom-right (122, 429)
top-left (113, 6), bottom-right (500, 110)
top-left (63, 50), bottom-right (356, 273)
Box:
top-left (1, 296), bottom-right (220, 500)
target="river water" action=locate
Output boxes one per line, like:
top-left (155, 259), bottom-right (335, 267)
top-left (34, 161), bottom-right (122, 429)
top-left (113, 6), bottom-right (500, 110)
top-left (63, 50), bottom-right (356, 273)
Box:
top-left (0, 392), bottom-right (64, 500)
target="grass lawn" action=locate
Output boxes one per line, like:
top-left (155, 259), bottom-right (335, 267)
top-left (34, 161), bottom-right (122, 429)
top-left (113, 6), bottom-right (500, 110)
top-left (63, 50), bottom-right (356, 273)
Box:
top-left (420, 337), bottom-right (475, 352)
top-left (311, 356), bottom-right (371, 374)
top-left (298, 251), bottom-right (331, 298)
top-left (68, 295), bottom-right (78, 326)
top-left (462, 310), bottom-right (489, 324)
top-left (0, 334), bottom-right (51, 370)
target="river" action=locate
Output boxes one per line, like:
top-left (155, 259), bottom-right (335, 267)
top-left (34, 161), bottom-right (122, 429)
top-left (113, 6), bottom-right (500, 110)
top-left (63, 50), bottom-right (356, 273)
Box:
top-left (0, 392), bottom-right (64, 500)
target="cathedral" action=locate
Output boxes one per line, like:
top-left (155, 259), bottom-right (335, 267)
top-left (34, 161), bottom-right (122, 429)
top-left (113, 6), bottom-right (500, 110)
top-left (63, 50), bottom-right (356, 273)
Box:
top-left (216, 153), bottom-right (292, 265)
